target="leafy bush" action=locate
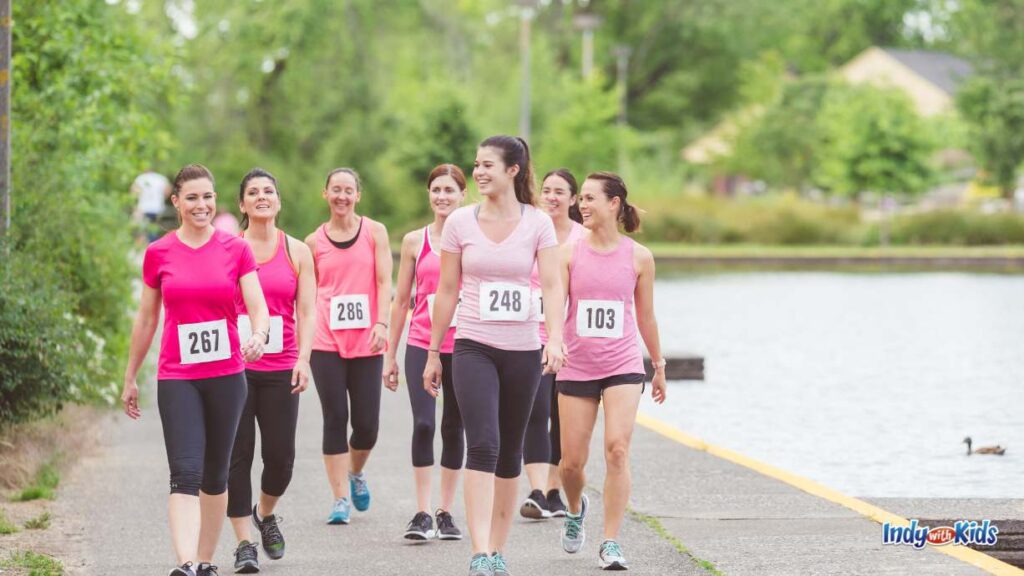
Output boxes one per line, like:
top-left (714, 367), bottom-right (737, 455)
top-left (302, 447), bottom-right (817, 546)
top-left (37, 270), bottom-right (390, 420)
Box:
top-left (889, 211), bottom-right (1024, 245)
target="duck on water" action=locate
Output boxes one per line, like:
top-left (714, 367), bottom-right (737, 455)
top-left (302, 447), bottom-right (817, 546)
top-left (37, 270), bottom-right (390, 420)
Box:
top-left (963, 437), bottom-right (1006, 456)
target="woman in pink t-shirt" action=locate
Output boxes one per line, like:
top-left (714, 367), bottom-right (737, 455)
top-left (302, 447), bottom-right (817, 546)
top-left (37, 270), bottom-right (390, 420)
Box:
top-left (424, 135), bottom-right (567, 576)
top-left (555, 172), bottom-right (668, 571)
top-left (226, 168), bottom-right (316, 572)
top-left (384, 164), bottom-right (467, 542)
top-left (121, 164), bottom-right (270, 576)
top-left (520, 168), bottom-right (585, 521)
top-left (304, 168), bottom-right (393, 525)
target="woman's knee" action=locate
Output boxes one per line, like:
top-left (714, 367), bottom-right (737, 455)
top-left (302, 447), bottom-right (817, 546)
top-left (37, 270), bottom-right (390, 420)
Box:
top-left (605, 439), bottom-right (631, 472)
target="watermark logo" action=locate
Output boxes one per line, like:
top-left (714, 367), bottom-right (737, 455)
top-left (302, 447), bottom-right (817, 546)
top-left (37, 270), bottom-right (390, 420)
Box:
top-left (882, 519), bottom-right (999, 549)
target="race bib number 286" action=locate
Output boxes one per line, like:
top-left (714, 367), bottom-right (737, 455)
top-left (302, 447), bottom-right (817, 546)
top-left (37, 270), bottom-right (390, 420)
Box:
top-left (330, 294), bottom-right (371, 330)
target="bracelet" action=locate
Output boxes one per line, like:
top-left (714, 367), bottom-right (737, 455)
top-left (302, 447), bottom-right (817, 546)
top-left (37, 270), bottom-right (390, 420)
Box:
top-left (253, 330), bottom-right (269, 344)
top-left (651, 358), bottom-right (667, 369)
top-left (428, 348), bottom-right (441, 354)
top-left (374, 321), bottom-right (388, 329)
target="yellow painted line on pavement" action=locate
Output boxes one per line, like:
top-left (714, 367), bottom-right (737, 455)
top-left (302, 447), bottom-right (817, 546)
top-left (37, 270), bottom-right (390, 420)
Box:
top-left (636, 412), bottom-right (1024, 576)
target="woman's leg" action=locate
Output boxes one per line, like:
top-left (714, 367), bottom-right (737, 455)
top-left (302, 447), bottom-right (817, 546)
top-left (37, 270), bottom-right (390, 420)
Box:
top-left (545, 381), bottom-right (563, 493)
top-left (558, 392), bottom-right (600, 515)
top-left (227, 374), bottom-right (258, 543)
top-left (600, 383), bottom-right (643, 540)
top-left (158, 379), bottom-right (206, 566)
top-left (437, 352), bottom-right (464, 512)
top-left (311, 351), bottom-right (351, 499)
top-left (347, 355), bottom-right (383, 474)
top-left (254, 369), bottom-right (300, 517)
top-left (522, 373), bottom-right (552, 492)
top-left (405, 345), bottom-right (437, 512)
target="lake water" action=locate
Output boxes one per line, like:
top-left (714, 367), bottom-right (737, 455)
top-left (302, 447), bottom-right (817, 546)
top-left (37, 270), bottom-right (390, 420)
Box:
top-left (638, 272), bottom-right (1023, 498)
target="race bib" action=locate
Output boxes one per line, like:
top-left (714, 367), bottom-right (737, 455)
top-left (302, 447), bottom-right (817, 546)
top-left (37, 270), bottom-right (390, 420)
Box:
top-left (427, 291), bottom-right (460, 328)
top-left (178, 319), bottom-right (231, 364)
top-left (479, 282), bottom-right (530, 322)
top-left (576, 300), bottom-right (625, 339)
top-left (531, 290), bottom-right (545, 322)
top-left (237, 315), bottom-right (284, 354)
top-left (330, 294), bottom-right (371, 330)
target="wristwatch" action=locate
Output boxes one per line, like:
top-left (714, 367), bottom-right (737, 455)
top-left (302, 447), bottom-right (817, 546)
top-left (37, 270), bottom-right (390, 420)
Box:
top-left (651, 358), bottom-right (667, 370)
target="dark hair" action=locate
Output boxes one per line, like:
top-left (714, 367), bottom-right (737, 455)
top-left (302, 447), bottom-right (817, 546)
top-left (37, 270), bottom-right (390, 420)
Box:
top-left (238, 167), bottom-right (278, 230)
top-left (542, 168), bottom-right (582, 224)
top-left (427, 163), bottom-right (467, 191)
top-left (172, 163), bottom-right (214, 196)
top-left (479, 135), bottom-right (534, 204)
top-left (585, 171), bottom-right (641, 233)
top-left (324, 167), bottom-right (362, 191)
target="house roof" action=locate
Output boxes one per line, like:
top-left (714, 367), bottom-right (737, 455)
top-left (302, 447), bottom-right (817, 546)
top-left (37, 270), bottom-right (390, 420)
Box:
top-left (880, 48), bottom-right (974, 95)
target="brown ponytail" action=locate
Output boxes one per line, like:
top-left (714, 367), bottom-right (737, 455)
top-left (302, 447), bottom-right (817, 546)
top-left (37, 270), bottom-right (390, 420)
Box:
top-left (480, 135), bottom-right (535, 205)
top-left (585, 171), bottom-right (642, 233)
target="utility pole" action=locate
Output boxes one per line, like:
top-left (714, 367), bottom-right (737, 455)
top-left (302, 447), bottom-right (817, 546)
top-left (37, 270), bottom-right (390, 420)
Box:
top-left (572, 12), bottom-right (602, 80)
top-left (0, 0), bottom-right (10, 244)
top-left (517, 0), bottom-right (537, 142)
top-left (612, 44), bottom-right (632, 127)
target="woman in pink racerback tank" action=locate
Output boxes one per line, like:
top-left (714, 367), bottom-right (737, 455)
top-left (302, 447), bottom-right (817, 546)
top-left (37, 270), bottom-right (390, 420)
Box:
top-left (556, 172), bottom-right (668, 571)
top-left (384, 164), bottom-right (468, 542)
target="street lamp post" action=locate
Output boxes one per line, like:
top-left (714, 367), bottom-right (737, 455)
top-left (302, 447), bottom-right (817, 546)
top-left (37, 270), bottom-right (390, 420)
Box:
top-left (517, 0), bottom-right (537, 142)
top-left (612, 44), bottom-right (632, 127)
top-left (572, 12), bottom-right (602, 80)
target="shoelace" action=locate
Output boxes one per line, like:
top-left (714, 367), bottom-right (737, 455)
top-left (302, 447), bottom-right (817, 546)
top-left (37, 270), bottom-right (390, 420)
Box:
top-left (333, 498), bottom-right (349, 512)
top-left (257, 516), bottom-right (284, 546)
top-left (564, 515), bottom-right (583, 539)
top-left (436, 511), bottom-right (454, 530)
top-left (491, 553), bottom-right (508, 572)
top-left (351, 475), bottom-right (369, 495)
top-left (198, 565), bottom-right (219, 576)
top-left (408, 512), bottom-right (431, 531)
top-left (235, 542), bottom-right (257, 562)
top-left (470, 555), bottom-right (492, 571)
top-left (601, 541), bottom-right (624, 559)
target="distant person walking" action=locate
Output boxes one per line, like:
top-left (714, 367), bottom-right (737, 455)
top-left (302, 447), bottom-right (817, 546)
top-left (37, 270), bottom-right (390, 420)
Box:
top-left (556, 172), bottom-right (667, 571)
top-left (132, 168), bottom-right (172, 243)
top-left (121, 164), bottom-right (270, 576)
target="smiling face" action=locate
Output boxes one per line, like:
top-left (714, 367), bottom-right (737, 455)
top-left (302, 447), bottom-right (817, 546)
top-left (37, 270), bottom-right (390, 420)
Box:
top-left (541, 174), bottom-right (575, 220)
top-left (240, 176), bottom-right (280, 224)
top-left (578, 178), bottom-right (620, 230)
top-left (473, 146), bottom-right (517, 198)
top-left (428, 174), bottom-right (465, 218)
top-left (323, 171), bottom-right (360, 217)
top-left (172, 177), bottom-right (217, 229)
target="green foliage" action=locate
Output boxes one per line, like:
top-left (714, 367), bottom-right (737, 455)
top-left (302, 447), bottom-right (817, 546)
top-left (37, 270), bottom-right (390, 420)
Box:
top-left (889, 210), bottom-right (1024, 245)
top-left (956, 76), bottom-right (1024, 197)
top-left (0, 509), bottom-right (18, 535)
top-left (0, 551), bottom-right (64, 575)
top-left (23, 512), bottom-right (52, 531)
top-left (12, 462), bottom-right (61, 503)
top-left (815, 85), bottom-right (936, 196)
top-left (535, 75), bottom-right (620, 177)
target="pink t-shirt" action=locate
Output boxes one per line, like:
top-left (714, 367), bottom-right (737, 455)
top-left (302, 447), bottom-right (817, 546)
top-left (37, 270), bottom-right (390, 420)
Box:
top-left (441, 203), bottom-right (557, 351)
top-left (408, 227), bottom-right (457, 353)
top-left (236, 231), bottom-right (299, 372)
top-left (143, 229), bottom-right (258, 380)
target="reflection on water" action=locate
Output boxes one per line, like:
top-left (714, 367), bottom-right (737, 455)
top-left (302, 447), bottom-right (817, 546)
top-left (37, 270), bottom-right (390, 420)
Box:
top-left (639, 272), bottom-right (1023, 498)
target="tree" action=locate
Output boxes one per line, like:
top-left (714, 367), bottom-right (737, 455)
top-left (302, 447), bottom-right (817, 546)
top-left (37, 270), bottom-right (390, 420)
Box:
top-left (957, 77), bottom-right (1024, 198)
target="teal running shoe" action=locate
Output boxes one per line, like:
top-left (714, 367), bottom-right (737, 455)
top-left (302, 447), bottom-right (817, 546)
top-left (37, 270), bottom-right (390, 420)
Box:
top-left (252, 504), bottom-right (285, 560)
top-left (327, 497), bottom-right (351, 525)
top-left (491, 551), bottom-right (511, 576)
top-left (599, 539), bottom-right (628, 570)
top-left (468, 553), bottom-right (493, 576)
top-left (561, 493), bottom-right (588, 553)
top-left (349, 472), bottom-right (371, 511)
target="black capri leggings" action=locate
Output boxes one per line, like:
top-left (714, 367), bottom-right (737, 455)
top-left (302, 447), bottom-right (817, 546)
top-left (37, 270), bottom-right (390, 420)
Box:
top-left (227, 369), bottom-right (301, 518)
top-left (405, 345), bottom-right (464, 469)
top-left (523, 373), bottom-right (560, 466)
top-left (158, 372), bottom-right (248, 496)
top-left (452, 338), bottom-right (542, 479)
top-left (310, 351), bottom-right (383, 455)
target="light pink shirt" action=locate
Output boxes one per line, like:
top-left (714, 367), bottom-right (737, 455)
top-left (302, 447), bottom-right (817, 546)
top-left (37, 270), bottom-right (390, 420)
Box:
top-left (441, 203), bottom-right (557, 351)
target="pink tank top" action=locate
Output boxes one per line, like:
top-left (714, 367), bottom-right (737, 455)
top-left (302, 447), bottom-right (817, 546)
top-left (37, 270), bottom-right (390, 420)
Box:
top-left (408, 226), bottom-right (456, 353)
top-left (530, 221), bottom-right (585, 345)
top-left (236, 231), bottom-right (298, 372)
top-left (312, 218), bottom-right (384, 358)
top-left (556, 236), bottom-right (645, 382)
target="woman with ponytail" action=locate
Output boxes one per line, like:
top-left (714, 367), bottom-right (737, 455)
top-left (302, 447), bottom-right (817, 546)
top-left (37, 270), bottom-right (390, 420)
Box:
top-left (424, 135), bottom-right (566, 576)
top-left (555, 172), bottom-right (667, 571)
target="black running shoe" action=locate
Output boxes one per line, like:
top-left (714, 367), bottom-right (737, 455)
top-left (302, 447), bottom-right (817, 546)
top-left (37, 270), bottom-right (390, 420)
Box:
top-left (168, 562), bottom-right (195, 576)
top-left (519, 489), bottom-right (550, 519)
top-left (195, 563), bottom-right (219, 576)
top-left (404, 511), bottom-right (435, 540)
top-left (435, 508), bottom-right (463, 540)
top-left (546, 489), bottom-right (567, 517)
top-left (233, 540), bottom-right (259, 574)
top-left (252, 504), bottom-right (285, 560)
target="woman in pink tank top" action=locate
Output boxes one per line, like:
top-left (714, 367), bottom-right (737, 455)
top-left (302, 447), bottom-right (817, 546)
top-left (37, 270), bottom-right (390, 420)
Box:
top-left (384, 164), bottom-right (467, 542)
top-left (226, 168), bottom-right (316, 570)
top-left (304, 167), bottom-right (393, 525)
top-left (555, 172), bottom-right (667, 570)
top-left (521, 169), bottom-right (585, 521)
top-left (121, 164), bottom-right (270, 576)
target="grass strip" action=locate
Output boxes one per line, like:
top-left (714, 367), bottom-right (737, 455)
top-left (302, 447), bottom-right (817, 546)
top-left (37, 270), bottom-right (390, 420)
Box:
top-left (1, 550), bottom-right (64, 575)
top-left (24, 511), bottom-right (52, 530)
top-left (0, 508), bottom-right (18, 534)
top-left (647, 243), bottom-right (1024, 259)
top-left (12, 462), bottom-right (60, 502)
top-left (628, 508), bottom-right (724, 575)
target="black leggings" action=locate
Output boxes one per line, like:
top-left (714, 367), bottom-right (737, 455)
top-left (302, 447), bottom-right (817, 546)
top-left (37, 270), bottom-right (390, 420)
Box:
top-left (158, 372), bottom-right (248, 496)
top-left (523, 373), bottom-right (560, 466)
top-left (452, 339), bottom-right (542, 479)
top-left (310, 351), bottom-right (383, 455)
top-left (405, 345), bottom-right (464, 469)
top-left (227, 369), bottom-right (300, 518)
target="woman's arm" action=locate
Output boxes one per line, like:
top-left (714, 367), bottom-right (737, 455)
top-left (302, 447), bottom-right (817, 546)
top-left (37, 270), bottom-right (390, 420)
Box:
top-left (384, 231), bottom-right (418, 391)
top-left (423, 250), bottom-right (461, 397)
top-left (633, 244), bottom-right (666, 404)
top-left (291, 237), bottom-right (317, 393)
top-left (369, 221), bottom-right (393, 353)
top-left (121, 284), bottom-right (162, 419)
top-left (239, 271), bottom-right (269, 363)
top-left (537, 244), bottom-right (566, 374)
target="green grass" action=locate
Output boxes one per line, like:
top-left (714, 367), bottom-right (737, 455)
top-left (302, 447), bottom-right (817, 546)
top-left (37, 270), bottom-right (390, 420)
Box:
top-left (628, 509), bottom-right (724, 575)
top-left (647, 243), bottom-right (1024, 258)
top-left (0, 508), bottom-right (19, 535)
top-left (23, 512), bottom-right (52, 530)
top-left (1, 551), bottom-right (64, 575)
top-left (12, 462), bottom-right (60, 502)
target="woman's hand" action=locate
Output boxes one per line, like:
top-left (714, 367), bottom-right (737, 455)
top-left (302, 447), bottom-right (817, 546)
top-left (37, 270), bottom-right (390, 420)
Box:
top-left (422, 352), bottom-right (443, 398)
top-left (242, 333), bottom-right (266, 363)
top-left (121, 378), bottom-right (141, 420)
top-left (651, 370), bottom-right (667, 404)
top-left (541, 338), bottom-right (567, 375)
top-left (291, 357), bottom-right (310, 394)
top-left (383, 354), bottom-right (399, 392)
top-left (368, 323), bottom-right (388, 354)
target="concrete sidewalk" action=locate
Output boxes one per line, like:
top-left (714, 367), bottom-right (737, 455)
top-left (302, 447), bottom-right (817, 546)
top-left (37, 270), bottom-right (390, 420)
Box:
top-left (57, 372), bottom-right (1010, 575)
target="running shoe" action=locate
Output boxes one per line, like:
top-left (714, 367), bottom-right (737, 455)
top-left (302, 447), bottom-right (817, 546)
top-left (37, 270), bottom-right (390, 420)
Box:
top-left (546, 489), bottom-right (567, 517)
top-left (349, 472), bottom-right (371, 511)
top-left (491, 552), bottom-right (511, 576)
top-left (233, 540), bottom-right (259, 574)
top-left (561, 493), bottom-right (588, 553)
top-left (598, 540), bottom-right (628, 570)
top-left (195, 563), bottom-right (219, 576)
top-left (403, 511), bottom-right (435, 540)
top-left (468, 552), bottom-right (493, 576)
top-left (252, 504), bottom-right (285, 560)
top-left (519, 489), bottom-right (550, 519)
top-left (168, 562), bottom-right (195, 576)
top-left (435, 508), bottom-right (463, 540)
top-left (327, 497), bottom-right (351, 525)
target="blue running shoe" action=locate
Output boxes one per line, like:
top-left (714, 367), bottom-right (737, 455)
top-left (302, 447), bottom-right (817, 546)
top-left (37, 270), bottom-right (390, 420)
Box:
top-left (468, 553), bottom-right (493, 576)
top-left (327, 497), bottom-right (351, 525)
top-left (349, 472), bottom-right (371, 512)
